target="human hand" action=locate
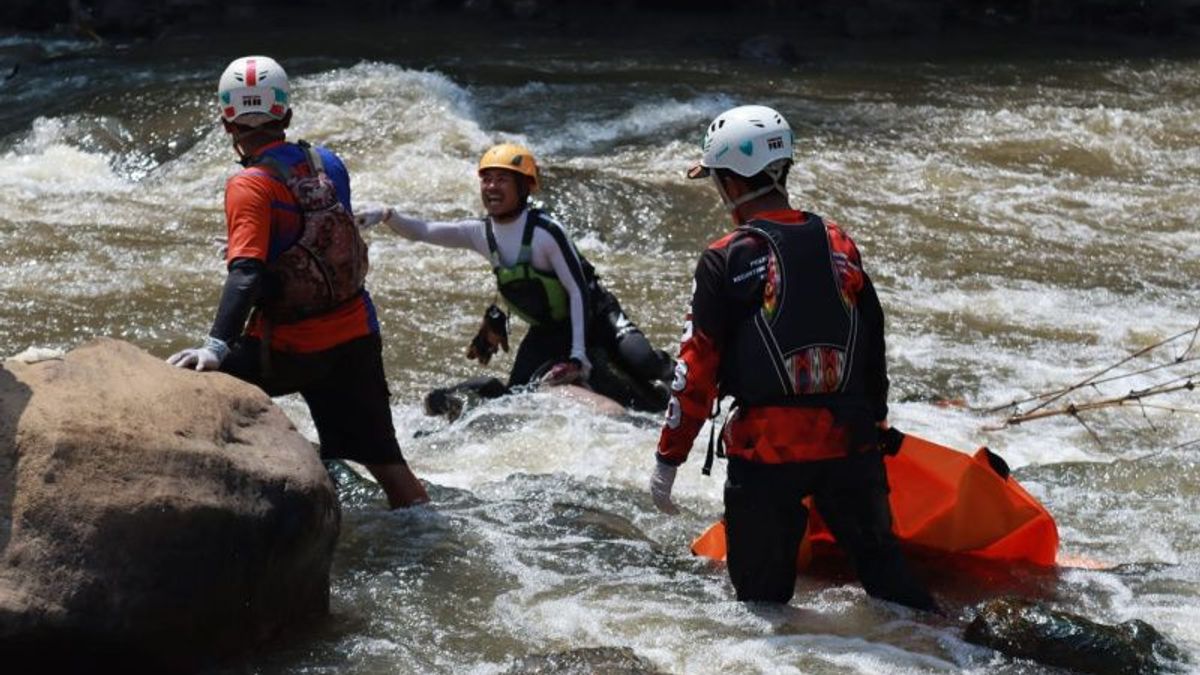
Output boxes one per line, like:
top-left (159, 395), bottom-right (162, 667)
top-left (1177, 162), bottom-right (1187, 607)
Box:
top-left (167, 347), bottom-right (222, 371)
top-left (540, 358), bottom-right (588, 386)
top-left (353, 206), bottom-right (392, 230)
top-left (166, 337), bottom-right (229, 371)
top-left (649, 460), bottom-right (679, 514)
top-left (877, 426), bottom-right (905, 456)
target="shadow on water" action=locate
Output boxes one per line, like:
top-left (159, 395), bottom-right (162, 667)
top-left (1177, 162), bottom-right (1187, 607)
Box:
top-left (0, 365), bottom-right (32, 559)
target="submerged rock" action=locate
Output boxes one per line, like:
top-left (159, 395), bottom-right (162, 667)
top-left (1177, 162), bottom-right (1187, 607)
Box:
top-left (964, 597), bottom-right (1188, 674)
top-left (0, 338), bottom-right (339, 669)
top-left (505, 646), bottom-right (665, 674)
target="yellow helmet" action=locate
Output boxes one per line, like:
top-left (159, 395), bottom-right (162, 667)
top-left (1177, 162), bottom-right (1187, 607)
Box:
top-left (478, 143), bottom-right (539, 192)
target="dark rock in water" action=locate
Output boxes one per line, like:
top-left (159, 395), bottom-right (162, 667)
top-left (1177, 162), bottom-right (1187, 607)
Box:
top-left (505, 646), bottom-right (665, 674)
top-left (964, 597), bottom-right (1188, 674)
top-left (323, 458), bottom-right (385, 507)
top-left (0, 339), bottom-right (339, 670)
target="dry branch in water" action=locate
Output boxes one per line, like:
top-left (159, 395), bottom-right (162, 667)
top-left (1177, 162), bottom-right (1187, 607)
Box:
top-left (981, 319), bottom-right (1200, 448)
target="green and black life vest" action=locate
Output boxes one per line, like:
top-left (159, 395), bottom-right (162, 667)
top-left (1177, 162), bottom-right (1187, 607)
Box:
top-left (486, 210), bottom-right (596, 326)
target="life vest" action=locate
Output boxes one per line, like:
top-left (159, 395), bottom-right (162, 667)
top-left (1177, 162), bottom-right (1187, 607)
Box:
top-left (718, 214), bottom-right (876, 438)
top-left (249, 141), bottom-right (369, 324)
top-left (486, 209), bottom-right (595, 326)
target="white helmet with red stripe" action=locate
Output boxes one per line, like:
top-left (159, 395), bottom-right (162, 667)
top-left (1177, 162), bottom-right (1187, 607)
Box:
top-left (218, 56), bottom-right (290, 126)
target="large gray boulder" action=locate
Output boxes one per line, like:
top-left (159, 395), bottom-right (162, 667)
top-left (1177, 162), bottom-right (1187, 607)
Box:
top-left (0, 338), bottom-right (339, 669)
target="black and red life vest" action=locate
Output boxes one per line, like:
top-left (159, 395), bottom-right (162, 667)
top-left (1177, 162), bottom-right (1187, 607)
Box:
top-left (718, 214), bottom-right (875, 422)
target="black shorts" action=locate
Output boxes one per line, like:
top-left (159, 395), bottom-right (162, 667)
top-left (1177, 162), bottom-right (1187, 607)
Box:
top-left (220, 332), bottom-right (406, 465)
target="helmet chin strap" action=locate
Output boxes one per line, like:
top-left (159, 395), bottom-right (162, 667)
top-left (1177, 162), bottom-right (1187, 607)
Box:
top-left (712, 163), bottom-right (789, 214)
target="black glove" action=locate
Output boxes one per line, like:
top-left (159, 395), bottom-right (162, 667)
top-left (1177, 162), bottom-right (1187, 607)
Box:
top-left (466, 304), bottom-right (509, 365)
top-left (878, 427), bottom-right (905, 456)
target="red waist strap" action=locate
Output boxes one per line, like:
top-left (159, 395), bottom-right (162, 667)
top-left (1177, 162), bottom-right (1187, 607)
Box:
top-left (723, 406), bottom-right (850, 463)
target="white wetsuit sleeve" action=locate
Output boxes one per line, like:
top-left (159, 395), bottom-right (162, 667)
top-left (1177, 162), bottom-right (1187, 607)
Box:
top-left (538, 232), bottom-right (591, 369)
top-left (382, 211), bottom-right (489, 258)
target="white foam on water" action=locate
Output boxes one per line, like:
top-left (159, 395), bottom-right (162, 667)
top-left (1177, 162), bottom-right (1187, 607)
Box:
top-left (556, 139), bottom-right (705, 184)
top-left (532, 94), bottom-right (735, 156)
top-left (0, 117), bottom-right (132, 202)
top-left (291, 62), bottom-right (500, 216)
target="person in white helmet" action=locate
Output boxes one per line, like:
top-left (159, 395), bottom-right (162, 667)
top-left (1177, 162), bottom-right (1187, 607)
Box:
top-left (167, 55), bottom-right (428, 509)
top-left (648, 105), bottom-right (936, 610)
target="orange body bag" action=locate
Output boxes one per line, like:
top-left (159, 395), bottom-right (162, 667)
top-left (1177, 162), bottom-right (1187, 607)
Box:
top-left (691, 434), bottom-right (1059, 568)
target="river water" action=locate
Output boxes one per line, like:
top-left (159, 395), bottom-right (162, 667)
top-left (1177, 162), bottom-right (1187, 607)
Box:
top-left (1, 19), bottom-right (1198, 674)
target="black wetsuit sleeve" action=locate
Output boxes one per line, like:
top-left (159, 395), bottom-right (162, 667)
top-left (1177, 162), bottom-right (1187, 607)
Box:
top-left (859, 271), bottom-right (890, 423)
top-left (690, 248), bottom-right (729, 347)
top-left (208, 257), bottom-right (266, 343)
top-left (656, 234), bottom-right (765, 464)
top-left (696, 234), bottom-right (768, 350)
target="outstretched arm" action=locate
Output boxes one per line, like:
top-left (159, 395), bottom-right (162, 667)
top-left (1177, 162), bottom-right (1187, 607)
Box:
top-left (356, 207), bottom-right (485, 254)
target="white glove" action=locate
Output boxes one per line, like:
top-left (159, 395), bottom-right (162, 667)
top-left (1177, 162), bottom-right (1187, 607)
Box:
top-left (167, 337), bottom-right (229, 371)
top-left (354, 206), bottom-right (393, 230)
top-left (649, 461), bottom-right (679, 515)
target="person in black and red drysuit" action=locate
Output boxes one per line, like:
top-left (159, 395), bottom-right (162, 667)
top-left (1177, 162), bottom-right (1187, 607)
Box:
top-left (647, 104), bottom-right (937, 610)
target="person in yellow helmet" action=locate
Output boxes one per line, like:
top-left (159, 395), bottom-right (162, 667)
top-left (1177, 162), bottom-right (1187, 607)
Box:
top-left (357, 143), bottom-right (673, 414)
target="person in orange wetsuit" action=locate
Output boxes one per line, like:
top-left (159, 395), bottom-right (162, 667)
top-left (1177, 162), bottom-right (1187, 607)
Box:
top-left (648, 105), bottom-right (936, 609)
top-left (167, 55), bottom-right (428, 509)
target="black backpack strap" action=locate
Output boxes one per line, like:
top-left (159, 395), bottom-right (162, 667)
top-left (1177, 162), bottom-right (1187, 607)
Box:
top-left (701, 397), bottom-right (728, 476)
top-left (517, 211), bottom-right (537, 265)
top-left (296, 139), bottom-right (325, 176)
top-left (485, 219), bottom-right (502, 269)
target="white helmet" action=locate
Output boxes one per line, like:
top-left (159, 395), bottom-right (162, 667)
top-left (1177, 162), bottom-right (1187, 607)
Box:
top-left (688, 105), bottom-right (793, 179)
top-left (218, 56), bottom-right (290, 126)
top-left (689, 105), bottom-right (793, 211)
